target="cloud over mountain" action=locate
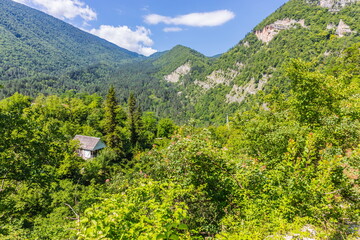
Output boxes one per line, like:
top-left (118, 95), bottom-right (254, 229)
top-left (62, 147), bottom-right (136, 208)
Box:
top-left (144, 10), bottom-right (235, 27)
top-left (12, 0), bottom-right (97, 22)
top-left (89, 25), bottom-right (157, 56)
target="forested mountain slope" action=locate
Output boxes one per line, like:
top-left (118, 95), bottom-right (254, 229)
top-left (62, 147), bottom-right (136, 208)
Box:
top-left (0, 0), bottom-right (211, 121)
top-left (59, 45), bottom-right (213, 122)
top-left (171, 0), bottom-right (360, 123)
top-left (0, 41), bottom-right (212, 123)
top-left (0, 0), bottom-right (359, 125)
top-left (0, 0), bottom-right (139, 81)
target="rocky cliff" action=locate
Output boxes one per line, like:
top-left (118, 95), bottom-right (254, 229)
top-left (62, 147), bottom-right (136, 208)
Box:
top-left (164, 62), bottom-right (191, 83)
top-left (255, 19), bottom-right (307, 43)
top-left (308, 0), bottom-right (360, 11)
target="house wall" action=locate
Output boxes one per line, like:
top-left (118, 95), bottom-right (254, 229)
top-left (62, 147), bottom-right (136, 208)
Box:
top-left (77, 149), bottom-right (102, 160)
top-left (83, 150), bottom-right (92, 159)
top-left (78, 149), bottom-right (92, 159)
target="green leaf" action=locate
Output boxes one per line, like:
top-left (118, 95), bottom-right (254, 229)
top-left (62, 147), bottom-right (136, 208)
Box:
top-left (156, 234), bottom-right (167, 239)
top-left (177, 224), bottom-right (188, 230)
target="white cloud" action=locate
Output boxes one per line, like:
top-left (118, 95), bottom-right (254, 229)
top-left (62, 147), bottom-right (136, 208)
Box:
top-left (89, 25), bottom-right (157, 56)
top-left (144, 10), bottom-right (235, 27)
top-left (163, 27), bottom-right (183, 32)
top-left (12, 0), bottom-right (97, 22)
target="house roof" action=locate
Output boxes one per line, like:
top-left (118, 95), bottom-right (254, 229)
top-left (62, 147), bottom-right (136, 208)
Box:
top-left (73, 135), bottom-right (106, 151)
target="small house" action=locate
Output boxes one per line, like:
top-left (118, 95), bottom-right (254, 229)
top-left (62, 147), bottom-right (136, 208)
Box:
top-left (73, 135), bottom-right (106, 159)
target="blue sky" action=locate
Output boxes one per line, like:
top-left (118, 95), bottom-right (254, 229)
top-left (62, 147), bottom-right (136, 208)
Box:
top-left (13, 0), bottom-right (288, 56)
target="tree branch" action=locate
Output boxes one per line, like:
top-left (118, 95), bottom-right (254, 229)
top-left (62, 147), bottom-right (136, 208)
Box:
top-left (64, 203), bottom-right (80, 231)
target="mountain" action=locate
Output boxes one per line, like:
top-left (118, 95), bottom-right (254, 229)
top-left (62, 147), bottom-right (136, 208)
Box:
top-left (0, 1), bottom-right (359, 238)
top-left (0, 0), bottom-right (211, 122)
top-left (162, 0), bottom-right (360, 123)
top-left (0, 0), bottom-right (359, 124)
top-left (0, 0), bottom-right (139, 81)
top-left (56, 45), bottom-right (213, 122)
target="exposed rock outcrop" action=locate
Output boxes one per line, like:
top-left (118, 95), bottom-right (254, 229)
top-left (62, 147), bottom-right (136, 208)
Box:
top-left (195, 70), bottom-right (234, 89)
top-left (195, 62), bottom-right (244, 90)
top-left (326, 23), bottom-right (337, 29)
top-left (164, 62), bottom-right (191, 83)
top-left (327, 19), bottom-right (355, 36)
top-left (313, 0), bottom-right (359, 11)
top-left (255, 19), bottom-right (306, 43)
top-left (226, 74), bottom-right (270, 103)
top-left (336, 19), bottom-right (354, 37)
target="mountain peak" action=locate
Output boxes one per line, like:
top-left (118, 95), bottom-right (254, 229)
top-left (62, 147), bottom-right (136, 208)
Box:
top-left (152, 45), bottom-right (207, 67)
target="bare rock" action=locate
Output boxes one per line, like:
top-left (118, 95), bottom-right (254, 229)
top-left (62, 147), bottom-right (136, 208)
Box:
top-left (226, 74), bottom-right (270, 103)
top-left (324, 50), bottom-right (332, 56)
top-left (196, 62), bottom-right (244, 90)
top-left (336, 19), bottom-right (354, 37)
top-left (164, 62), bottom-right (191, 83)
top-left (308, 0), bottom-right (359, 11)
top-left (255, 19), bottom-right (307, 43)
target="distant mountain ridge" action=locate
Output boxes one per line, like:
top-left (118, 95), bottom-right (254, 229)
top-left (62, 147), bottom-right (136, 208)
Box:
top-left (0, 0), bottom-right (359, 124)
top-left (0, 0), bottom-right (140, 80)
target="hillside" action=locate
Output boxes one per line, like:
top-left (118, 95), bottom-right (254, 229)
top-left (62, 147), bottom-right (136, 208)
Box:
top-left (56, 45), bottom-right (213, 122)
top-left (0, 0), bottom-right (139, 81)
top-left (164, 0), bottom-right (360, 123)
top-left (0, 0), bottom-right (212, 122)
top-left (0, 0), bottom-right (359, 238)
top-left (0, 0), bottom-right (359, 125)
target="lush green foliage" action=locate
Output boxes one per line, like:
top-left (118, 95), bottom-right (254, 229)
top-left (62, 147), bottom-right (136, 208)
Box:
top-left (0, 0), bottom-right (359, 239)
top-left (0, 90), bottom-right (180, 239)
top-left (79, 180), bottom-right (192, 239)
top-left (2, 55), bottom-right (358, 237)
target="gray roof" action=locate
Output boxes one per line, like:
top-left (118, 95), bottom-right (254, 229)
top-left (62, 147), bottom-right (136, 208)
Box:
top-left (73, 135), bottom-right (106, 151)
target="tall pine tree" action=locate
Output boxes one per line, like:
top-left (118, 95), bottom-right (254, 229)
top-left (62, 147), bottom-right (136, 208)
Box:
top-left (103, 86), bottom-right (126, 155)
top-left (128, 92), bottom-right (143, 149)
top-left (104, 86), bottom-right (118, 136)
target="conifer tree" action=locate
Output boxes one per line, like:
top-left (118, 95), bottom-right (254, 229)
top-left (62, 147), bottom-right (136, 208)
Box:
top-left (135, 104), bottom-right (143, 134)
top-left (128, 92), bottom-right (143, 148)
top-left (104, 86), bottom-right (118, 136)
top-left (103, 86), bottom-right (125, 154)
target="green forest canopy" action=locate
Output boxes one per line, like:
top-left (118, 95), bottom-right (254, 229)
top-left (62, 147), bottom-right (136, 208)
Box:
top-left (0, 43), bottom-right (359, 238)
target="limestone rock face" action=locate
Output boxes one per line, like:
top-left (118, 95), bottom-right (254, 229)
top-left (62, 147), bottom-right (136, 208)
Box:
top-left (336, 19), bottom-right (354, 37)
top-left (255, 19), bottom-right (306, 43)
top-left (196, 62), bottom-right (244, 90)
top-left (243, 41), bottom-right (250, 48)
top-left (195, 70), bottom-right (235, 89)
top-left (327, 19), bottom-right (355, 36)
top-left (164, 62), bottom-right (191, 83)
top-left (226, 74), bottom-right (270, 103)
top-left (308, 0), bottom-right (359, 11)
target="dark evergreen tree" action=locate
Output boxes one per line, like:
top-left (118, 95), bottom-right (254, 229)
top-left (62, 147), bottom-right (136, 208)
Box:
top-left (128, 92), bottom-right (143, 149)
top-left (103, 86), bottom-right (124, 155)
top-left (104, 86), bottom-right (118, 136)
top-left (135, 104), bottom-right (143, 135)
